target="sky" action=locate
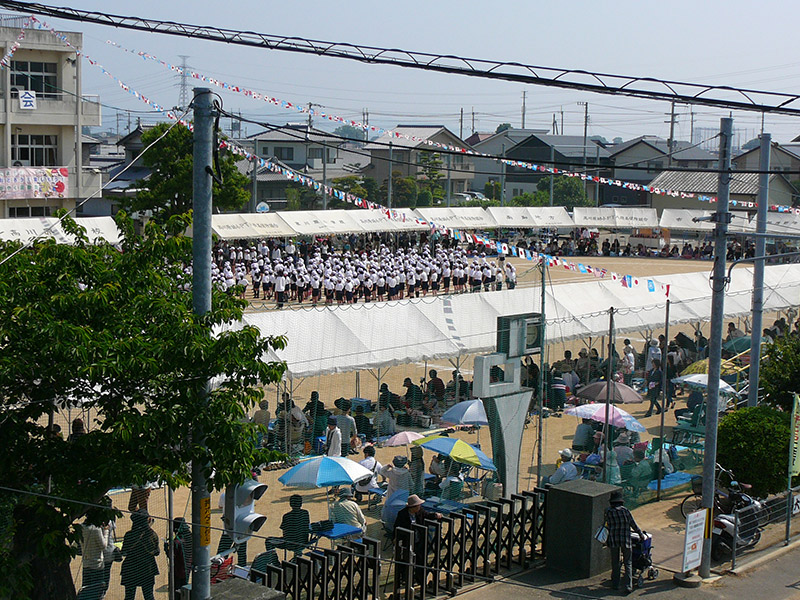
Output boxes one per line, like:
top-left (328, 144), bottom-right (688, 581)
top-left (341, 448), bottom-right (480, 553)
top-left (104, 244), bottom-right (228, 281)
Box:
top-left (16, 0), bottom-right (800, 146)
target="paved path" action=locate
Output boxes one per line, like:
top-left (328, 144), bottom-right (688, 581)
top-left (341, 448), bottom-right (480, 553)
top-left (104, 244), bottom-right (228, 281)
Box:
top-left (456, 543), bottom-right (800, 600)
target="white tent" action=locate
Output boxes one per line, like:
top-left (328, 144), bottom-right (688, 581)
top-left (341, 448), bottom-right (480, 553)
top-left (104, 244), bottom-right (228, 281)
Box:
top-left (0, 216), bottom-right (119, 244)
top-left (527, 207), bottom-right (573, 227)
top-left (659, 209), bottom-right (714, 231)
top-left (212, 214), bottom-right (260, 239)
top-left (449, 207), bottom-right (499, 229)
top-left (766, 212), bottom-right (800, 236)
top-left (614, 208), bottom-right (659, 228)
top-left (414, 207), bottom-right (466, 230)
top-left (486, 207), bottom-right (538, 228)
top-left (75, 217), bottom-right (121, 245)
top-left (348, 209), bottom-right (402, 233)
top-left (241, 263), bottom-right (800, 378)
top-left (248, 213), bottom-right (300, 238)
top-left (572, 207), bottom-right (616, 228)
top-left (275, 210), bottom-right (365, 235)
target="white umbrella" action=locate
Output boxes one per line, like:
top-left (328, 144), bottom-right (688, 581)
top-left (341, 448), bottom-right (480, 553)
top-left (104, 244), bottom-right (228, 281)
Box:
top-left (671, 373), bottom-right (737, 395)
top-left (563, 403), bottom-right (647, 432)
top-left (440, 399), bottom-right (489, 446)
top-left (385, 431), bottom-right (426, 447)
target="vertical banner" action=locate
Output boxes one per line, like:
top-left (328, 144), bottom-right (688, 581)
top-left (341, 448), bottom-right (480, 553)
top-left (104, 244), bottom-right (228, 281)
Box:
top-left (791, 393), bottom-right (800, 477)
top-left (682, 509), bottom-right (707, 573)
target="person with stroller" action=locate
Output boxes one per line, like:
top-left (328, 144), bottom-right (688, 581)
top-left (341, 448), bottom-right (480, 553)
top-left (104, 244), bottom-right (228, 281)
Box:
top-left (605, 490), bottom-right (644, 594)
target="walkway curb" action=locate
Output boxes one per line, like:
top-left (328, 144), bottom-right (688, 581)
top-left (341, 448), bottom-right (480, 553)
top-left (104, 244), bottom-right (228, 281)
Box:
top-left (730, 538), bottom-right (800, 576)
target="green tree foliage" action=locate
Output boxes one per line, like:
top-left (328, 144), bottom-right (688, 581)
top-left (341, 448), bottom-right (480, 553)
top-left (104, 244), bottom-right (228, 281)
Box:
top-left (760, 334), bottom-right (800, 412)
top-left (511, 190), bottom-right (550, 207)
top-left (718, 405), bottom-right (793, 497)
top-left (333, 124), bottom-right (366, 142)
top-left (484, 181), bottom-right (502, 202)
top-left (0, 213), bottom-right (286, 599)
top-left (537, 175), bottom-right (591, 210)
top-left (330, 175), bottom-right (383, 209)
top-left (285, 184), bottom-right (321, 211)
top-left (380, 171), bottom-right (418, 208)
top-left (495, 123), bottom-right (511, 133)
top-left (416, 189), bottom-right (433, 207)
top-left (465, 198), bottom-right (500, 208)
top-left (124, 123), bottom-right (250, 221)
top-left (417, 151), bottom-right (444, 199)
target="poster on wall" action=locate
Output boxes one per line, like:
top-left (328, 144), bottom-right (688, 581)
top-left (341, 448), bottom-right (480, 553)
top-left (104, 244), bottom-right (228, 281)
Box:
top-left (0, 167), bottom-right (69, 199)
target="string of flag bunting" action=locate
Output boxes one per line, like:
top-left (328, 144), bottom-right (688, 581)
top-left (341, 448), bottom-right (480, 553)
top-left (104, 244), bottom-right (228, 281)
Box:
top-left (100, 36), bottom-right (800, 216)
top-left (25, 16), bottom-right (676, 295)
top-left (0, 15), bottom-right (32, 67)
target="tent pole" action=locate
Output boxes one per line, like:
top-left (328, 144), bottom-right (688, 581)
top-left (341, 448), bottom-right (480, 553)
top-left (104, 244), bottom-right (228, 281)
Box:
top-left (603, 308), bottom-right (614, 484)
top-left (657, 298), bottom-right (671, 500)
top-left (537, 260), bottom-right (547, 485)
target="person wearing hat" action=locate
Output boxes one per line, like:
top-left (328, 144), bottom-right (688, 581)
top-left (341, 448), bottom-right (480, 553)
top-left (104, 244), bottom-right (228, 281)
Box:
top-left (544, 448), bottom-right (579, 486)
top-left (394, 494), bottom-right (443, 585)
top-left (120, 509), bottom-right (159, 600)
top-left (381, 455), bottom-right (411, 499)
top-left (331, 487), bottom-right (367, 534)
top-left (644, 339), bottom-right (662, 377)
top-left (604, 490), bottom-right (643, 593)
top-left (325, 415), bottom-right (342, 457)
top-left (575, 348), bottom-right (592, 384)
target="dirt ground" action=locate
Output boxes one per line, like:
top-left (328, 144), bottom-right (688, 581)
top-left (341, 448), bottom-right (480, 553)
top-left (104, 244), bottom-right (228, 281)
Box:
top-left (65, 255), bottom-right (790, 597)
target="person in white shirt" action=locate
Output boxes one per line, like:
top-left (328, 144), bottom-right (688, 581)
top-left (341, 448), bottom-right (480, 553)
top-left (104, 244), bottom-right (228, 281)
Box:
top-left (274, 270), bottom-right (287, 309)
top-left (354, 445), bottom-right (383, 501)
top-left (325, 416), bottom-right (342, 457)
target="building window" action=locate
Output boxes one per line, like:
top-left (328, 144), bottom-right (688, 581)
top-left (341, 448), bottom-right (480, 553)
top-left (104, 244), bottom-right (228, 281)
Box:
top-left (274, 146), bottom-right (294, 161)
top-left (11, 61), bottom-right (58, 99)
top-left (646, 161), bottom-right (663, 174)
top-left (12, 134), bottom-right (58, 166)
top-left (9, 206), bottom-right (52, 217)
top-left (308, 147), bottom-right (323, 160)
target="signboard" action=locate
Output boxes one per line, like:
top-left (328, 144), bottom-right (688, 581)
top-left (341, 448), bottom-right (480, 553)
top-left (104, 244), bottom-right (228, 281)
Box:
top-left (0, 167), bottom-right (69, 199)
top-left (19, 89), bottom-right (36, 110)
top-left (256, 201), bottom-right (269, 213)
top-left (200, 496), bottom-right (211, 546)
top-left (682, 509), bottom-right (707, 572)
top-left (792, 493), bottom-right (800, 516)
top-left (790, 393), bottom-right (800, 477)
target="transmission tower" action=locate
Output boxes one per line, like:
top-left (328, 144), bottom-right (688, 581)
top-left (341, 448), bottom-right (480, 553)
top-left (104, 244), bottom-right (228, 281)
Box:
top-left (177, 55), bottom-right (190, 111)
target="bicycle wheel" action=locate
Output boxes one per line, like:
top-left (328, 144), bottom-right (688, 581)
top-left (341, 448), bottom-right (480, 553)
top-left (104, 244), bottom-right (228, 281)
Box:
top-left (680, 494), bottom-right (704, 518)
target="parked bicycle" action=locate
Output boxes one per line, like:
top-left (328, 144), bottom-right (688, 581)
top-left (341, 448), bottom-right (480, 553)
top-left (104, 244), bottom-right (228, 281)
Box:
top-left (680, 464), bottom-right (766, 523)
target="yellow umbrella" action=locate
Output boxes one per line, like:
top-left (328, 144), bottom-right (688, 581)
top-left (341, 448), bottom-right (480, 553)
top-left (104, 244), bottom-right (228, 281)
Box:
top-left (680, 358), bottom-right (735, 376)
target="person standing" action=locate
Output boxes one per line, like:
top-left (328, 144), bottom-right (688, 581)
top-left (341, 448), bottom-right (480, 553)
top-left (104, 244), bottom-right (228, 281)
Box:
top-left (325, 416), bottom-right (342, 457)
top-left (621, 346), bottom-right (635, 387)
top-left (381, 456), bottom-right (412, 500)
top-left (120, 509), bottom-right (159, 600)
top-left (335, 401), bottom-right (358, 456)
top-left (77, 520), bottom-right (111, 600)
top-left (605, 490), bottom-right (643, 594)
top-left (279, 495), bottom-right (310, 556)
top-left (644, 359), bottom-right (663, 417)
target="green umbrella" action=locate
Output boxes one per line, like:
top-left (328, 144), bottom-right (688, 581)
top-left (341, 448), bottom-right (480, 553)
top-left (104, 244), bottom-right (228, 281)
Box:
top-left (723, 336), bottom-right (751, 354)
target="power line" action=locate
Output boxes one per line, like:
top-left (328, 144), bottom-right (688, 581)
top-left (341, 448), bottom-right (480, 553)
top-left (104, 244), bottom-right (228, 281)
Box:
top-left (4, 1), bottom-right (800, 115)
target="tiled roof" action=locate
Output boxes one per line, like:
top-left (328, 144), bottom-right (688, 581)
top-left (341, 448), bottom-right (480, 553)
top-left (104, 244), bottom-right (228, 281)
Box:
top-left (649, 170), bottom-right (776, 195)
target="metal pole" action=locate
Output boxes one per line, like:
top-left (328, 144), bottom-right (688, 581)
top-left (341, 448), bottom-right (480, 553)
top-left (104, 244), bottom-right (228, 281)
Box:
top-left (579, 101), bottom-right (588, 196)
top-left (191, 87), bottom-right (214, 600)
top-left (387, 142), bottom-right (393, 209)
top-left (748, 133), bottom-right (770, 407)
top-left (500, 144), bottom-right (506, 207)
top-left (251, 154), bottom-right (257, 212)
top-left (168, 486), bottom-right (175, 600)
top-left (595, 146), bottom-right (600, 206)
top-left (699, 116), bottom-right (733, 580)
top-left (322, 149), bottom-right (328, 210)
top-left (536, 260), bottom-right (546, 484)
top-left (549, 147), bottom-right (554, 207)
top-left (446, 153), bottom-right (452, 207)
top-left (657, 298), bottom-right (670, 500)
top-left (602, 308), bottom-right (614, 484)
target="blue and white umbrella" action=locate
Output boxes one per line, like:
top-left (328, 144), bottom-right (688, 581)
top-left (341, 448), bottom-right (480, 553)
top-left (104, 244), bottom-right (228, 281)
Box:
top-left (278, 456), bottom-right (373, 489)
top-left (440, 399), bottom-right (489, 426)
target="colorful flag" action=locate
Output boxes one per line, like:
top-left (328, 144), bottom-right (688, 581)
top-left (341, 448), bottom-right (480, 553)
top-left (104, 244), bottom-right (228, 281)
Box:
top-left (647, 279), bottom-right (656, 292)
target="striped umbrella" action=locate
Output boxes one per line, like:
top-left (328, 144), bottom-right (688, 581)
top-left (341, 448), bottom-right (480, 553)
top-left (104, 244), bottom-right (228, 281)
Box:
top-left (413, 435), bottom-right (496, 471)
top-left (277, 456), bottom-right (373, 488)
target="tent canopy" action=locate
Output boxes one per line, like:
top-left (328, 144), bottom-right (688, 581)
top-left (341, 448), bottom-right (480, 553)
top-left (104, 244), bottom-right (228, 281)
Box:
top-left (486, 207), bottom-right (538, 229)
top-left (0, 216), bottom-right (120, 244)
top-left (659, 209), bottom-right (714, 231)
top-left (241, 263), bottom-right (800, 378)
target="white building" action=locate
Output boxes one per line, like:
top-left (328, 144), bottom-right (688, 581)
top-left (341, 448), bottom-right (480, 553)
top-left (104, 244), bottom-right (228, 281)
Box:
top-left (0, 16), bottom-right (101, 219)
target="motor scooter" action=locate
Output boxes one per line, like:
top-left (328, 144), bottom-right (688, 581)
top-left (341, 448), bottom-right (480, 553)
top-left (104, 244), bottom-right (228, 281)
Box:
top-left (711, 501), bottom-right (763, 560)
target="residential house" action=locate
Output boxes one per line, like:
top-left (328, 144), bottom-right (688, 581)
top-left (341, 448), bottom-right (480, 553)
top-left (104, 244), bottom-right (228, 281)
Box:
top-left (647, 170), bottom-right (796, 212)
top-left (0, 17), bottom-right (102, 218)
top-left (362, 125), bottom-right (475, 198)
top-left (606, 136), bottom-right (716, 206)
top-left (501, 134), bottom-right (613, 204)
top-left (732, 141), bottom-right (800, 178)
top-left (470, 128), bottom-right (549, 196)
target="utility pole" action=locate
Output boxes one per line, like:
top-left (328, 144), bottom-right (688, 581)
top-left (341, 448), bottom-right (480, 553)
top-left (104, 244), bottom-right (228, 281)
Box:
top-left (460, 107), bottom-right (464, 139)
top-left (549, 146), bottom-right (555, 207)
top-left (560, 107), bottom-right (564, 136)
top-left (578, 102), bottom-right (589, 195)
top-left (748, 133), bottom-right (771, 407)
top-left (699, 116), bottom-right (733, 580)
top-left (251, 153), bottom-right (258, 213)
top-left (190, 87), bottom-right (214, 600)
top-left (666, 101), bottom-right (677, 167)
top-left (690, 108), bottom-right (695, 144)
top-left (521, 90), bottom-right (527, 129)
top-left (500, 143), bottom-right (506, 206)
top-left (552, 114), bottom-right (558, 135)
top-left (446, 153), bottom-right (452, 207)
top-left (471, 107), bottom-right (475, 134)
top-left (387, 141), bottom-right (393, 209)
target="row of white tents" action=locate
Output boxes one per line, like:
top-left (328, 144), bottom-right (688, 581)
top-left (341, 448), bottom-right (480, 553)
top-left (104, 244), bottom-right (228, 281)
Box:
top-left (240, 263), bottom-right (800, 378)
top-left (1, 207), bottom-right (799, 244)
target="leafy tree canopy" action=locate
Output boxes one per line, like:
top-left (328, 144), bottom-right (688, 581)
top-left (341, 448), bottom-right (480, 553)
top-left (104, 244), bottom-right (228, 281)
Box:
top-left (511, 190), bottom-right (550, 207)
top-left (538, 175), bottom-right (591, 210)
top-left (495, 123), bottom-right (512, 133)
top-left (333, 124), bottom-right (366, 142)
top-left (760, 334), bottom-right (800, 412)
top-left (124, 123), bottom-right (251, 221)
top-left (718, 405), bottom-right (793, 497)
top-left (0, 212), bottom-right (286, 598)
top-left (380, 171), bottom-right (418, 208)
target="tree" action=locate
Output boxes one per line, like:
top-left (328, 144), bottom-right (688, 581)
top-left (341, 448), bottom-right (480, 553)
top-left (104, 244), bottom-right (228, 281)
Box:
top-left (285, 184), bottom-right (321, 211)
top-left (333, 124), bottom-right (366, 142)
top-left (760, 335), bottom-right (800, 412)
top-left (511, 191), bottom-right (549, 207)
top-left (417, 151), bottom-right (445, 199)
top-left (484, 181), bottom-right (502, 202)
top-left (380, 171), bottom-right (418, 208)
top-left (330, 175), bottom-right (382, 208)
top-left (718, 405), bottom-right (793, 497)
top-left (416, 189), bottom-right (433, 207)
top-left (741, 137), bottom-right (760, 151)
top-left (0, 212), bottom-right (286, 599)
top-left (124, 123), bottom-right (251, 221)
top-left (495, 123), bottom-right (511, 133)
top-left (537, 175), bottom-right (591, 210)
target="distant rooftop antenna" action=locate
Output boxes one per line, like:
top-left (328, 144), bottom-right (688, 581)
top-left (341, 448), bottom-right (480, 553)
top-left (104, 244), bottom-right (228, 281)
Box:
top-left (177, 55), bottom-right (190, 111)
